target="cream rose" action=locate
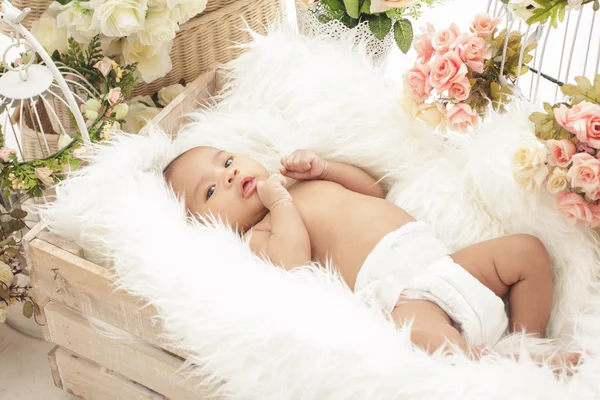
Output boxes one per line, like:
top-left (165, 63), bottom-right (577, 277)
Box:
top-left (370, 0), bottom-right (418, 13)
top-left (138, 5), bottom-right (179, 46)
top-left (513, 142), bottom-right (548, 169)
top-left (122, 37), bottom-right (173, 83)
top-left (418, 102), bottom-right (447, 132)
top-left (167, 0), bottom-right (207, 24)
top-left (471, 13), bottom-right (501, 38)
top-left (0, 263), bottom-right (13, 287)
top-left (546, 167), bottom-right (569, 194)
top-left (55, 2), bottom-right (96, 43)
top-left (31, 14), bottom-right (68, 55)
top-left (124, 102), bottom-right (161, 133)
top-left (514, 164), bottom-right (549, 192)
top-left (35, 167), bottom-right (55, 188)
top-left (157, 84), bottom-right (185, 106)
top-left (90, 0), bottom-right (148, 38)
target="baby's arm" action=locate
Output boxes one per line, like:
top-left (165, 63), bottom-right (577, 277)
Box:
top-left (280, 150), bottom-right (385, 198)
top-left (248, 174), bottom-right (311, 269)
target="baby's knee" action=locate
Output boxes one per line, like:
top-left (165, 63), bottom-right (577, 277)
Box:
top-left (509, 234), bottom-right (552, 277)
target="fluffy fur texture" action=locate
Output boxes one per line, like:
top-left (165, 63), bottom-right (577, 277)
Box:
top-left (40, 25), bottom-right (600, 398)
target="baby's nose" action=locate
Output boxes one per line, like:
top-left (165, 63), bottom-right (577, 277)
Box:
top-left (226, 169), bottom-right (239, 184)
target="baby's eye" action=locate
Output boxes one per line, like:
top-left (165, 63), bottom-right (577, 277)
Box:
top-left (225, 158), bottom-right (233, 168)
top-left (206, 185), bottom-right (215, 200)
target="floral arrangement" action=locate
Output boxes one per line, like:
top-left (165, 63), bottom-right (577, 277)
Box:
top-left (0, 36), bottom-right (137, 198)
top-left (32, 0), bottom-right (208, 82)
top-left (402, 13), bottom-right (537, 133)
top-left (123, 83), bottom-right (186, 133)
top-left (298, 0), bottom-right (446, 53)
top-left (0, 208), bottom-right (38, 324)
top-left (506, 0), bottom-right (599, 27)
top-left (513, 74), bottom-right (600, 227)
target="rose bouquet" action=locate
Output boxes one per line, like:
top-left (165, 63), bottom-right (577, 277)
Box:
top-left (513, 74), bottom-right (600, 228)
top-left (402, 13), bottom-right (536, 133)
top-left (506, 0), bottom-right (599, 27)
top-left (298, 0), bottom-right (446, 53)
top-left (32, 0), bottom-right (208, 83)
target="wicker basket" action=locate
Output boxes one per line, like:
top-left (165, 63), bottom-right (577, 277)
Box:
top-left (131, 0), bottom-right (282, 97)
top-left (0, 0), bottom-right (52, 35)
top-left (13, 101), bottom-right (60, 161)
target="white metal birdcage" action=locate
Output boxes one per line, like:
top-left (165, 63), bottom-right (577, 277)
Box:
top-left (0, 0), bottom-right (91, 206)
top-left (486, 0), bottom-right (600, 104)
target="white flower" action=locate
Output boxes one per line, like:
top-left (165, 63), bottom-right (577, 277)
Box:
top-left (54, 2), bottom-right (96, 43)
top-left (513, 141), bottom-right (549, 191)
top-left (157, 84), bottom-right (185, 106)
top-left (89, 0), bottom-right (148, 38)
top-left (31, 14), bottom-right (68, 55)
top-left (122, 37), bottom-right (173, 83)
top-left (167, 0), bottom-right (207, 24)
top-left (114, 103), bottom-right (129, 120)
top-left (148, 0), bottom-right (167, 5)
top-left (507, 0), bottom-right (541, 22)
top-left (546, 167), bottom-right (569, 194)
top-left (124, 102), bottom-right (161, 133)
top-left (567, 0), bottom-right (583, 9)
top-left (0, 301), bottom-right (7, 323)
top-left (138, 5), bottom-right (180, 46)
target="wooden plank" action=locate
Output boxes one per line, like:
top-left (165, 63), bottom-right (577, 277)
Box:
top-left (49, 347), bottom-right (166, 400)
top-left (45, 301), bottom-right (215, 400)
top-left (28, 237), bottom-right (187, 359)
top-left (140, 67), bottom-right (219, 138)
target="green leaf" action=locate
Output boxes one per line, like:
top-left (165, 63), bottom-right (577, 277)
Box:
top-left (368, 14), bottom-right (392, 40)
top-left (9, 209), bottom-right (27, 219)
top-left (56, 0), bottom-right (72, 4)
top-left (0, 285), bottom-right (9, 301)
top-left (23, 301), bottom-right (33, 319)
top-left (561, 75), bottom-right (600, 104)
top-left (393, 19), bottom-right (413, 54)
top-left (359, 0), bottom-right (371, 14)
top-left (343, 0), bottom-right (360, 18)
top-left (321, 0), bottom-right (347, 19)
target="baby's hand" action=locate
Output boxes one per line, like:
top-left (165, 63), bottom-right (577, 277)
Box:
top-left (280, 150), bottom-right (328, 181)
top-left (257, 174), bottom-right (292, 210)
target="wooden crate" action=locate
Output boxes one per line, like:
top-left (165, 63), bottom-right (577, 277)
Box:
top-left (25, 67), bottom-right (227, 399)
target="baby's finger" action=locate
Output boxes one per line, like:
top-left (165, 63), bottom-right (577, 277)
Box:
top-left (279, 165), bottom-right (288, 175)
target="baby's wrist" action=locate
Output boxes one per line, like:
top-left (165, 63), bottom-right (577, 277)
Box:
top-left (268, 198), bottom-right (293, 211)
top-left (318, 160), bottom-right (330, 180)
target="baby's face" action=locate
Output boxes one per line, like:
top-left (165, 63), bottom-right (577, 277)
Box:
top-left (166, 146), bottom-right (270, 230)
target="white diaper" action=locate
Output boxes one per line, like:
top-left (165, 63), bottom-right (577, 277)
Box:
top-left (355, 221), bottom-right (508, 347)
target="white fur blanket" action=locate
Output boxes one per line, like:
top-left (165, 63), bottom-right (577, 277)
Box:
top-left (40, 26), bottom-right (600, 399)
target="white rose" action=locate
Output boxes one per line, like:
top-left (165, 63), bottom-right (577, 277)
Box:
top-left (0, 263), bottom-right (13, 287)
top-left (157, 84), bottom-right (185, 106)
top-left (514, 164), bottom-right (549, 192)
top-left (513, 142), bottom-right (547, 169)
top-left (417, 102), bottom-right (447, 132)
top-left (167, 0), bottom-right (207, 24)
top-left (31, 14), bottom-right (68, 55)
top-left (0, 301), bottom-right (7, 324)
top-left (546, 167), bottom-right (569, 194)
top-left (122, 37), bottom-right (173, 83)
top-left (89, 0), bottom-right (148, 38)
top-left (370, 0), bottom-right (418, 13)
top-left (124, 102), bottom-right (161, 133)
top-left (148, 0), bottom-right (166, 5)
top-left (55, 2), bottom-right (96, 43)
top-left (138, 5), bottom-right (180, 46)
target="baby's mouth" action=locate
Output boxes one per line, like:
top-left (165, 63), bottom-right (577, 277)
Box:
top-left (240, 177), bottom-right (256, 199)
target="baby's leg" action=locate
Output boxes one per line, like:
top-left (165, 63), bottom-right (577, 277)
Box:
top-left (450, 234), bottom-right (553, 336)
top-left (391, 299), bottom-right (467, 354)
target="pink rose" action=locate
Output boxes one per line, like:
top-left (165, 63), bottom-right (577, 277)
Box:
top-left (577, 140), bottom-right (596, 155)
top-left (471, 13), bottom-right (501, 38)
top-left (403, 63), bottom-right (432, 102)
top-left (413, 23), bottom-right (435, 63)
top-left (431, 23), bottom-right (460, 53)
top-left (94, 57), bottom-right (114, 77)
top-left (547, 139), bottom-right (577, 168)
top-left (107, 87), bottom-right (122, 106)
top-left (556, 192), bottom-right (593, 225)
top-left (554, 104), bottom-right (571, 131)
top-left (449, 33), bottom-right (491, 74)
top-left (0, 147), bottom-right (17, 162)
top-left (446, 103), bottom-right (479, 133)
top-left (569, 102), bottom-right (600, 149)
top-left (589, 202), bottom-right (600, 228)
top-left (567, 153), bottom-right (600, 198)
top-left (448, 75), bottom-right (471, 101)
top-left (370, 0), bottom-right (418, 13)
top-left (429, 51), bottom-right (468, 92)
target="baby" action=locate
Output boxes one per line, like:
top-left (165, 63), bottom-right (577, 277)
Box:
top-left (165, 146), bottom-right (579, 366)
